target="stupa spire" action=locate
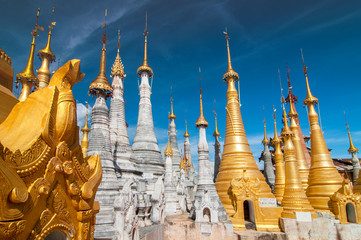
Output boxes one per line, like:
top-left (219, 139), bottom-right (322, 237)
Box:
top-left (301, 49), bottom-right (342, 213)
top-left (89, 9), bottom-right (112, 97)
top-left (215, 29), bottom-right (276, 222)
top-left (110, 30), bottom-right (125, 79)
top-left (344, 111), bottom-right (358, 154)
top-left (195, 71), bottom-right (208, 127)
top-left (213, 107), bottom-right (221, 182)
top-left (168, 85), bottom-right (176, 119)
top-left (184, 119), bottom-right (190, 138)
top-left (288, 97), bottom-right (309, 190)
top-left (344, 111), bottom-right (360, 184)
top-left (285, 65), bottom-right (298, 103)
top-left (213, 110), bottom-right (221, 137)
top-left (137, 11), bottom-right (153, 77)
top-left (81, 103), bottom-right (90, 157)
top-left (222, 28), bottom-right (239, 82)
top-left (281, 104), bottom-right (316, 219)
top-left (284, 66), bottom-right (311, 168)
top-left (37, 8), bottom-right (56, 90)
top-left (261, 106), bottom-right (275, 190)
top-left (272, 106), bottom-right (285, 203)
top-left (262, 106), bottom-right (269, 144)
top-left (17, 8), bottom-right (43, 102)
top-left (88, 11), bottom-right (119, 238)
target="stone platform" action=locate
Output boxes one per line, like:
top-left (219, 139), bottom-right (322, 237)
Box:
top-left (141, 214), bottom-right (361, 240)
top-left (280, 215), bottom-right (361, 240)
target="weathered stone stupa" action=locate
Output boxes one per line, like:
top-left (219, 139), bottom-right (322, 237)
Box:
top-left (261, 116), bottom-right (275, 190)
top-left (132, 16), bottom-right (164, 192)
top-left (109, 31), bottom-right (142, 181)
top-left (164, 136), bottom-right (182, 216)
top-left (193, 83), bottom-right (228, 224)
top-left (168, 92), bottom-right (182, 173)
top-left (87, 30), bottom-right (120, 238)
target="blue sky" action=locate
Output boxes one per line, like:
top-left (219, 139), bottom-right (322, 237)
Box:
top-left (1, 0), bottom-right (361, 171)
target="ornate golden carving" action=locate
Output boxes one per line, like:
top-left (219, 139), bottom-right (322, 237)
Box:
top-left (331, 179), bottom-right (361, 223)
top-left (0, 59), bottom-right (101, 239)
top-left (230, 171), bottom-right (283, 231)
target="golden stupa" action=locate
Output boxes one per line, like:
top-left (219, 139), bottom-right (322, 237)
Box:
top-left (288, 97), bottom-right (309, 190)
top-left (301, 51), bottom-right (343, 213)
top-left (272, 107), bottom-right (285, 203)
top-left (280, 105), bottom-right (317, 219)
top-left (215, 30), bottom-right (282, 231)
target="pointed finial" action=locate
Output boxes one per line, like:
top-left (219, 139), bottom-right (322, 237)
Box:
top-left (272, 106), bottom-right (281, 143)
top-left (278, 69), bottom-right (285, 104)
top-left (344, 111), bottom-right (358, 154)
top-left (184, 119), bottom-right (190, 137)
top-left (196, 69), bottom-right (208, 128)
top-left (137, 11), bottom-right (153, 77)
top-left (38, 8), bottom-right (56, 62)
top-left (301, 49), bottom-right (318, 106)
top-left (222, 28), bottom-right (239, 82)
top-left (144, 11), bottom-right (148, 37)
top-left (262, 106), bottom-right (269, 144)
top-left (213, 100), bottom-right (221, 137)
top-left (285, 64), bottom-right (298, 103)
top-left (169, 85), bottom-right (176, 119)
top-left (117, 29), bottom-right (121, 52)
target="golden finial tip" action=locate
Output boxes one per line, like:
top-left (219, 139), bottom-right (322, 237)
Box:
top-left (213, 111), bottom-right (221, 137)
top-left (222, 28), bottom-right (239, 82)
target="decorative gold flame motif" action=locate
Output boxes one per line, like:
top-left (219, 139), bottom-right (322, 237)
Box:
top-left (280, 105), bottom-right (316, 219)
top-left (0, 59), bottom-right (101, 239)
top-left (301, 51), bottom-right (342, 213)
top-left (110, 30), bottom-right (126, 79)
top-left (288, 98), bottom-right (309, 190)
top-left (164, 136), bottom-right (173, 157)
top-left (272, 108), bottom-right (285, 203)
top-left (215, 30), bottom-right (281, 231)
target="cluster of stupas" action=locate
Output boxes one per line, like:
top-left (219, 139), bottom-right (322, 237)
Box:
top-left (1, 8), bottom-right (361, 240)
